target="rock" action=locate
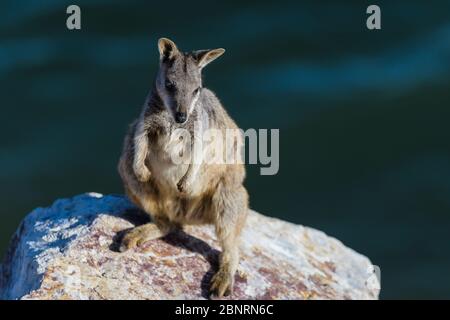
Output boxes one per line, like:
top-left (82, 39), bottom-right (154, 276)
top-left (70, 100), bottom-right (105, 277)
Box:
top-left (0, 193), bottom-right (379, 300)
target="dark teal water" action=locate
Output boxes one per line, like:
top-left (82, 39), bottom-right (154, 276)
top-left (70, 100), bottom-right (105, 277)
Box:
top-left (1, 0), bottom-right (450, 299)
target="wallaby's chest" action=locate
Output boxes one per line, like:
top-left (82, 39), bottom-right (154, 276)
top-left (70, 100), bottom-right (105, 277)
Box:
top-left (147, 125), bottom-right (191, 190)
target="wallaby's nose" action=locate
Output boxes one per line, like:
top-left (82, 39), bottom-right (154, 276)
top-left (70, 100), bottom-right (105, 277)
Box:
top-left (175, 112), bottom-right (187, 124)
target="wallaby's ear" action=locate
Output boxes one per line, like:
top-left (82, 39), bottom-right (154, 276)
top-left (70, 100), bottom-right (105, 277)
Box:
top-left (158, 38), bottom-right (179, 61)
top-left (193, 48), bottom-right (225, 68)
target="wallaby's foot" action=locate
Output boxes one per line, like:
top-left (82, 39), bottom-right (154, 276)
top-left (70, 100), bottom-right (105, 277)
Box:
top-left (119, 223), bottom-right (163, 252)
top-left (209, 269), bottom-right (233, 298)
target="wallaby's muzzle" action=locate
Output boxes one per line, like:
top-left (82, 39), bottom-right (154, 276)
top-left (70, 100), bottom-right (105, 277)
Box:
top-left (175, 111), bottom-right (187, 124)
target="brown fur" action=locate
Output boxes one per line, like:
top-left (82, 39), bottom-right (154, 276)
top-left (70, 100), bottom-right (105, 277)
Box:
top-left (117, 38), bottom-right (249, 297)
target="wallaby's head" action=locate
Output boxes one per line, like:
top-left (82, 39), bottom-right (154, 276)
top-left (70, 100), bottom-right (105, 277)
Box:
top-left (156, 38), bottom-right (225, 124)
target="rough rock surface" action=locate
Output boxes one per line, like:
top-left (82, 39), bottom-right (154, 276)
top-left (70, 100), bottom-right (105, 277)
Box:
top-left (0, 193), bottom-right (379, 300)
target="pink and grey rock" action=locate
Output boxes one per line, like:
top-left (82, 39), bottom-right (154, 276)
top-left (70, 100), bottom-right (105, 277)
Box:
top-left (0, 193), bottom-right (380, 300)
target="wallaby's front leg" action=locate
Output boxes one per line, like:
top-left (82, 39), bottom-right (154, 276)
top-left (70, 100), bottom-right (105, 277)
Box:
top-left (177, 128), bottom-right (203, 193)
top-left (177, 164), bottom-right (192, 193)
top-left (177, 163), bottom-right (201, 193)
top-left (133, 120), bottom-right (151, 182)
top-left (119, 215), bottom-right (178, 252)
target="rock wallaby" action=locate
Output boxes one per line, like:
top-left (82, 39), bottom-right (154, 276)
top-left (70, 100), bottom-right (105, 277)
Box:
top-left (118, 38), bottom-right (249, 297)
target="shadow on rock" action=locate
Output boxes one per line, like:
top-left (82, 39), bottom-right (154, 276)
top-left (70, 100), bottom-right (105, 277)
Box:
top-left (110, 207), bottom-right (220, 299)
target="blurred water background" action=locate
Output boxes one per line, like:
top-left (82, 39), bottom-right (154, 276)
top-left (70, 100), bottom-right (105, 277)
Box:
top-left (1, 0), bottom-right (450, 298)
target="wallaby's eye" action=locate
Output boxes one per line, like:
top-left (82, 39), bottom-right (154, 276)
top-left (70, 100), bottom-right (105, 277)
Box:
top-left (165, 80), bottom-right (176, 92)
top-left (193, 87), bottom-right (201, 95)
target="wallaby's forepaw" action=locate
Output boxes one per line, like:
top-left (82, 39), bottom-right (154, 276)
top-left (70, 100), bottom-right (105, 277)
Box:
top-left (176, 180), bottom-right (185, 193)
top-left (133, 165), bottom-right (151, 182)
top-left (209, 270), bottom-right (233, 298)
top-left (177, 176), bottom-right (190, 194)
top-left (119, 224), bottom-right (161, 252)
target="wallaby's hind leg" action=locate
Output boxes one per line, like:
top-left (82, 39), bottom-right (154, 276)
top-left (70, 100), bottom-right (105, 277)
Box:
top-left (209, 184), bottom-right (248, 297)
top-left (119, 215), bottom-right (178, 252)
top-left (120, 187), bottom-right (179, 252)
